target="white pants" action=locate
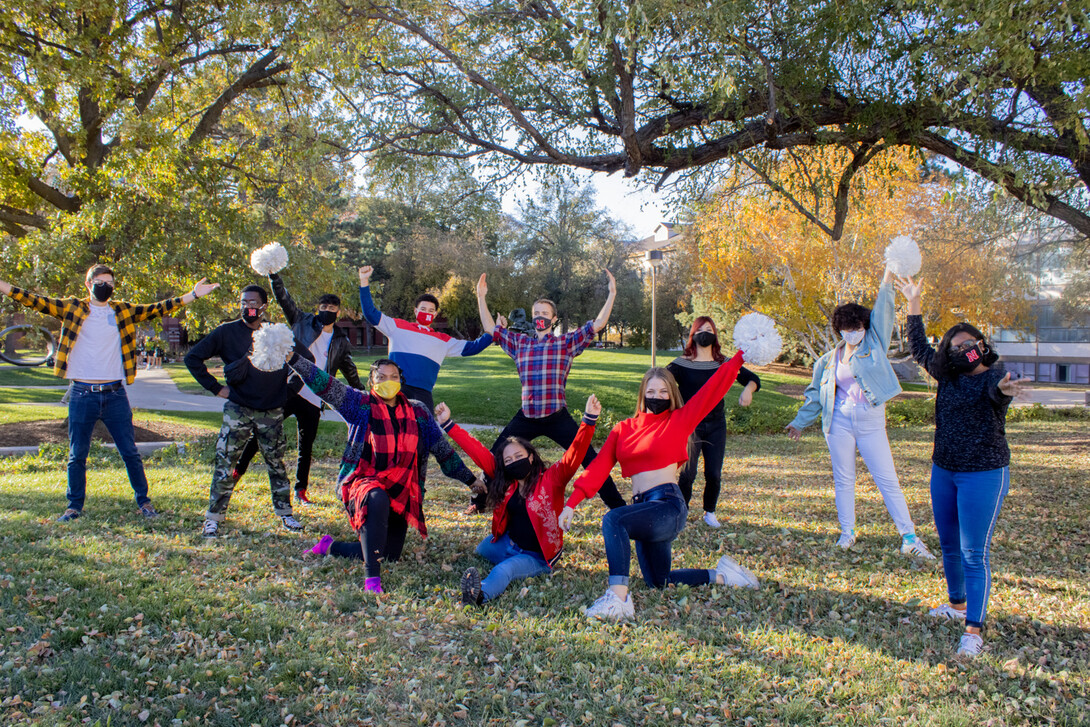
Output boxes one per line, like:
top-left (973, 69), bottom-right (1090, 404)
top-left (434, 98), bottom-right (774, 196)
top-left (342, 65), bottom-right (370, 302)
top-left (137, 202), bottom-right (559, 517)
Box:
top-left (824, 402), bottom-right (915, 536)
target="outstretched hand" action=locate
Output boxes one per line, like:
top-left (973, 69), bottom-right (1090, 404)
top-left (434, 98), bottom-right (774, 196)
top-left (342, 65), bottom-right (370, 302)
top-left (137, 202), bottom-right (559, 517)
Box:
top-left (897, 276), bottom-right (924, 315)
top-left (604, 268), bottom-right (616, 295)
top-left (434, 402), bottom-right (451, 425)
top-left (584, 394), bottom-right (601, 417)
top-left (192, 278), bottom-right (219, 299)
top-left (358, 266), bottom-right (373, 286)
top-left (557, 506), bottom-right (575, 532)
top-left (998, 372), bottom-right (1030, 399)
top-left (476, 273), bottom-right (488, 298)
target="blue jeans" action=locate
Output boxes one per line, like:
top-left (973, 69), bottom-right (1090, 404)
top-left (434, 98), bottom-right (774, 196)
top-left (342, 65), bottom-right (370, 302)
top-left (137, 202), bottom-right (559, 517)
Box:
top-left (67, 383), bottom-right (150, 511)
top-left (930, 464), bottom-right (1010, 629)
top-left (476, 534), bottom-right (550, 602)
top-left (602, 483), bottom-right (712, 589)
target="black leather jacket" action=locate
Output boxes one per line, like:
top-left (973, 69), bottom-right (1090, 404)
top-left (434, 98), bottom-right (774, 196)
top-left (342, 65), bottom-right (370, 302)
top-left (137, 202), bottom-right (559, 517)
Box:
top-left (269, 273), bottom-right (362, 392)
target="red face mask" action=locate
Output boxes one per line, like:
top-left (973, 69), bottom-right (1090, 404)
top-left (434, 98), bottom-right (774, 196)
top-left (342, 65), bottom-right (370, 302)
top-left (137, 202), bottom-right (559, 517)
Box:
top-left (416, 310), bottom-right (435, 326)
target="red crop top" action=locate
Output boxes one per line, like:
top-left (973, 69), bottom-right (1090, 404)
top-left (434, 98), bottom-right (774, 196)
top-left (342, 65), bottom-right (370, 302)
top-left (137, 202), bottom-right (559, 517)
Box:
top-left (566, 351), bottom-right (744, 509)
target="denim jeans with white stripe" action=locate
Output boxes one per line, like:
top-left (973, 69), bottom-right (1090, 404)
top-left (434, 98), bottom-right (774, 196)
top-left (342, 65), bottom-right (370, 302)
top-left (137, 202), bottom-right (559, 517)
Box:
top-left (930, 464), bottom-right (1010, 629)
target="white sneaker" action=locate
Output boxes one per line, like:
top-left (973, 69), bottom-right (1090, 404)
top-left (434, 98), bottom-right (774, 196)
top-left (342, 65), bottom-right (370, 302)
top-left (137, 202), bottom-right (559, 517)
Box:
top-left (901, 536), bottom-right (936, 560)
top-left (956, 632), bottom-right (984, 658)
top-left (929, 604), bottom-right (967, 621)
top-left (702, 512), bottom-right (721, 528)
top-left (714, 555), bottom-right (760, 589)
top-left (584, 589), bottom-right (635, 621)
top-left (836, 530), bottom-right (856, 549)
top-left (281, 515), bottom-right (304, 532)
top-left (201, 519), bottom-right (219, 538)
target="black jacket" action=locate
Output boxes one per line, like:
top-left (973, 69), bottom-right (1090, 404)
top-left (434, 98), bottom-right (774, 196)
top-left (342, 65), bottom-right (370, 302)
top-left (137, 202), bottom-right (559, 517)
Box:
top-left (269, 273), bottom-right (362, 390)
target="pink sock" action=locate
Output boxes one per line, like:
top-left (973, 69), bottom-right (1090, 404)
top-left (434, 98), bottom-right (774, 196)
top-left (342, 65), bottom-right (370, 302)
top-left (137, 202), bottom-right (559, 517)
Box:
top-left (305, 534), bottom-right (333, 556)
top-left (364, 577), bottom-right (382, 594)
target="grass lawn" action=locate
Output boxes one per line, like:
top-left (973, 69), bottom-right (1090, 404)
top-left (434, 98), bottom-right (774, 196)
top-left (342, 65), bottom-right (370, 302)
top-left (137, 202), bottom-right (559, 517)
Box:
top-left (0, 364), bottom-right (62, 386)
top-left (0, 387), bottom-right (66, 404)
top-left (0, 417), bottom-right (1087, 726)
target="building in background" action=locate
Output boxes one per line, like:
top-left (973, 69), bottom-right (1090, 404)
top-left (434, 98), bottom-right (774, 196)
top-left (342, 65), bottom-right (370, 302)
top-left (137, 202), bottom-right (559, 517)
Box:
top-left (993, 242), bottom-right (1090, 384)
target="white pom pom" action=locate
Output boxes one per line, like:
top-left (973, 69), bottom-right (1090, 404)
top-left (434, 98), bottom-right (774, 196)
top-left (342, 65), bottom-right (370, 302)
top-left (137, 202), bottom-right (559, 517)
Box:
top-left (250, 323), bottom-right (295, 372)
top-left (884, 235), bottom-right (922, 278)
top-left (250, 242), bottom-right (289, 276)
top-left (733, 313), bottom-right (782, 366)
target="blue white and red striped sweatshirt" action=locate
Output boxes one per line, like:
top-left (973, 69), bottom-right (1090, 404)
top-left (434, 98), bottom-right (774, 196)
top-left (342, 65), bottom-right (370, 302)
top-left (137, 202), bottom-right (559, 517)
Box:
top-left (360, 286), bottom-right (492, 392)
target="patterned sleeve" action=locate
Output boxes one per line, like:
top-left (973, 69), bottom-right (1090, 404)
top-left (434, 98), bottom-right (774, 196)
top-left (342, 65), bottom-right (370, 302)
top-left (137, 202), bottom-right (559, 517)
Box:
top-left (8, 287), bottom-right (72, 318)
top-left (493, 325), bottom-right (524, 359)
top-left (419, 411), bottom-right (476, 486)
top-left (290, 354), bottom-right (372, 424)
top-left (126, 297), bottom-right (184, 323)
top-left (565, 321), bottom-right (596, 355)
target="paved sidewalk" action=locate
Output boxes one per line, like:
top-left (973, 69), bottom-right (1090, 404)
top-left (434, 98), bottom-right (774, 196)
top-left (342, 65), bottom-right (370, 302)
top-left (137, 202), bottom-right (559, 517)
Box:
top-left (1013, 388), bottom-right (1088, 408)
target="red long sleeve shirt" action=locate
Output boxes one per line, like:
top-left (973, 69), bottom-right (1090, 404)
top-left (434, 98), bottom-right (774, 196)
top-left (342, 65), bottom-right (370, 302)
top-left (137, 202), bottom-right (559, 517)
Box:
top-left (566, 351), bottom-right (744, 509)
top-left (444, 418), bottom-right (596, 567)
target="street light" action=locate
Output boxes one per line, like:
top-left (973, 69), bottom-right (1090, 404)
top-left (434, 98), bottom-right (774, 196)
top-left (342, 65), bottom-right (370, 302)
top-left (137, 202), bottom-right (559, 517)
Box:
top-left (645, 249), bottom-right (665, 367)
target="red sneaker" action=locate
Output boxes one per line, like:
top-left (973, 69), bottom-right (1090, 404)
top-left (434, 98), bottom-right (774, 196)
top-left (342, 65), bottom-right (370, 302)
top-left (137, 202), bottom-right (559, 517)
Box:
top-left (295, 491), bottom-right (313, 505)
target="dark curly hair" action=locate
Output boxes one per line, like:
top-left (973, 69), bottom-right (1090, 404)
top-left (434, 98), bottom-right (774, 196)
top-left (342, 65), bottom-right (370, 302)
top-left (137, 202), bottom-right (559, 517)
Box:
top-left (932, 322), bottom-right (999, 380)
top-left (367, 358), bottom-right (405, 389)
top-left (486, 437), bottom-right (547, 511)
top-left (831, 303), bottom-right (871, 332)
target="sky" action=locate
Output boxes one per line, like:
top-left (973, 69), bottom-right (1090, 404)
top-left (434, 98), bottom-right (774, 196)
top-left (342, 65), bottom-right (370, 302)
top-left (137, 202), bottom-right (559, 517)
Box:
top-left (500, 168), bottom-right (671, 241)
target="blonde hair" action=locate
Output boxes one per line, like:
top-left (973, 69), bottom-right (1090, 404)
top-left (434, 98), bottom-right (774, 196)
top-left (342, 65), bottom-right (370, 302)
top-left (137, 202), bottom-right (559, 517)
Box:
top-left (635, 367), bottom-right (684, 415)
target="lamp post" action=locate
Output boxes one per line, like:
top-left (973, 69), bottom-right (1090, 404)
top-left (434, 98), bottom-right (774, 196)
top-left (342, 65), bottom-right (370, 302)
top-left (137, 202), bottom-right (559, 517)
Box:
top-left (645, 249), bottom-right (665, 367)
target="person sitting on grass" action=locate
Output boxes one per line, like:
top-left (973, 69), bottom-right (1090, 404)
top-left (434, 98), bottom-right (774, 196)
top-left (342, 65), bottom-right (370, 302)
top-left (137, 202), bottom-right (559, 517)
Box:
top-left (558, 354), bottom-right (761, 622)
top-left (900, 276), bottom-right (1029, 659)
top-left (294, 356), bottom-right (482, 594)
top-left (433, 395), bottom-right (601, 606)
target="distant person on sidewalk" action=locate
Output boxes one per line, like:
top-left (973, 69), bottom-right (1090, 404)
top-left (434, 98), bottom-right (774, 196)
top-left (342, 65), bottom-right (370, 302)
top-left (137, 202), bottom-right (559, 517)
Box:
top-left (0, 265), bottom-right (218, 521)
top-left (474, 270), bottom-right (625, 513)
top-left (232, 272), bottom-right (361, 504)
top-left (184, 284), bottom-right (307, 537)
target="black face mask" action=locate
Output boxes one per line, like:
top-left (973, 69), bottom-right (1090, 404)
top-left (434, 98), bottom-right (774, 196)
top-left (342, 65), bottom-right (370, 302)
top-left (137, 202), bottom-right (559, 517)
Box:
top-left (242, 306), bottom-right (263, 324)
top-left (644, 397), bottom-right (671, 415)
top-left (317, 310), bottom-right (338, 326)
top-left (947, 344), bottom-right (984, 374)
top-left (533, 316), bottom-right (552, 332)
top-left (694, 331), bottom-right (716, 348)
top-left (503, 457), bottom-right (533, 481)
top-left (91, 282), bottom-right (114, 302)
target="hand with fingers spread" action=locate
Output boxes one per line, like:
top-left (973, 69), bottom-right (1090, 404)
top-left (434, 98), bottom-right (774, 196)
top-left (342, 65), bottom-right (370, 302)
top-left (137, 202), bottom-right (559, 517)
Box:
top-left (190, 278), bottom-right (219, 300)
top-left (998, 371), bottom-right (1030, 399)
top-left (897, 276), bottom-right (924, 315)
top-left (784, 424), bottom-right (802, 441)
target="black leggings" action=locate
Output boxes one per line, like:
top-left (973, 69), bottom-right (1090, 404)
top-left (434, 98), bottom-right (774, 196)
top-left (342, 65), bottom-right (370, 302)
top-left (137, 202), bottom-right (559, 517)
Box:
top-left (328, 489), bottom-right (409, 578)
top-left (472, 407), bottom-right (625, 510)
top-left (677, 419), bottom-right (727, 513)
top-left (236, 392), bottom-right (322, 493)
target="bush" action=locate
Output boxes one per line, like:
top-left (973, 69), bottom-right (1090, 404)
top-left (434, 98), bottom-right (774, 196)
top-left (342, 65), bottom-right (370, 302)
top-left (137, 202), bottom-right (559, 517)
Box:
top-left (886, 398), bottom-right (936, 427)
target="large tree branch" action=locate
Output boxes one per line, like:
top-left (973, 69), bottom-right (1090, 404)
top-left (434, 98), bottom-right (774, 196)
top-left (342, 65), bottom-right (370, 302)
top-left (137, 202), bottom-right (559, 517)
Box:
top-left (188, 49), bottom-right (290, 144)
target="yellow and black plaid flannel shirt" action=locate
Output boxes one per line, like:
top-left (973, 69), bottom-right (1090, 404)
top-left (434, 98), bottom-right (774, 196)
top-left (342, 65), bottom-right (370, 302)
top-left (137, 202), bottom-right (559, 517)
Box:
top-left (8, 287), bottom-right (184, 384)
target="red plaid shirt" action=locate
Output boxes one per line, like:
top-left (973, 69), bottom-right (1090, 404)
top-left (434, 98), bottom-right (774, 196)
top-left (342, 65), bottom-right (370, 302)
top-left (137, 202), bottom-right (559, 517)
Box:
top-left (493, 321), bottom-right (596, 418)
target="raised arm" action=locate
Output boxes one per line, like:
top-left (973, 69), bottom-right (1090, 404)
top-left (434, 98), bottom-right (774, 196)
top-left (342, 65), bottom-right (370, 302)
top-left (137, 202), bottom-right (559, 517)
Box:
top-left (1, 279), bottom-right (72, 319)
top-left (358, 266), bottom-right (383, 326)
top-left (547, 395), bottom-right (600, 488)
top-left (476, 273), bottom-right (496, 334)
top-left (898, 277), bottom-right (940, 378)
top-left (440, 420), bottom-right (498, 478)
top-left (674, 351), bottom-right (744, 432)
top-left (128, 278), bottom-right (218, 323)
top-left (288, 352), bottom-right (372, 425)
top-left (269, 273), bottom-right (303, 325)
top-left (451, 331), bottom-right (493, 358)
top-left (869, 269), bottom-right (897, 350)
top-left (592, 269), bottom-right (617, 333)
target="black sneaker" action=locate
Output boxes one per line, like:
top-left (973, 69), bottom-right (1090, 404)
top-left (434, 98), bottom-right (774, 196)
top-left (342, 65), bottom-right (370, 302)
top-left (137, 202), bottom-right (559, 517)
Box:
top-left (138, 503), bottom-right (160, 519)
top-left (57, 508), bottom-right (81, 522)
top-left (460, 567), bottom-right (483, 607)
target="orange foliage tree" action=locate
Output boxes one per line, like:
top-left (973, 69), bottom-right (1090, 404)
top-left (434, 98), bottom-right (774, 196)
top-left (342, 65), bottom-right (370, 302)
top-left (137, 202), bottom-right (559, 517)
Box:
top-left (696, 149), bottom-right (1031, 361)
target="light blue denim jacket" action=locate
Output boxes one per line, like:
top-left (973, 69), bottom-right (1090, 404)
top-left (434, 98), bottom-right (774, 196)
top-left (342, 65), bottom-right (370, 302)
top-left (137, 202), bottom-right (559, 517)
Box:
top-left (788, 282), bottom-right (902, 434)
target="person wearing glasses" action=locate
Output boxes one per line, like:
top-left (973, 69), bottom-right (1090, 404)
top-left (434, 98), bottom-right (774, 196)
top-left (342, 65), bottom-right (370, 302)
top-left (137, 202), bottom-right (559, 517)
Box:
top-left (898, 276), bottom-right (1028, 658)
top-left (786, 269), bottom-right (935, 558)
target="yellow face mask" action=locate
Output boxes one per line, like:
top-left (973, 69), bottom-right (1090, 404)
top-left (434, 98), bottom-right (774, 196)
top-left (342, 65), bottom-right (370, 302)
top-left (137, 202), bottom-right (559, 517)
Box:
top-left (373, 380), bottom-right (401, 399)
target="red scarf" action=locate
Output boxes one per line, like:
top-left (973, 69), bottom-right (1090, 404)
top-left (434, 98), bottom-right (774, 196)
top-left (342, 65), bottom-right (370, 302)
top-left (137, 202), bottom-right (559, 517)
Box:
top-left (342, 393), bottom-right (424, 535)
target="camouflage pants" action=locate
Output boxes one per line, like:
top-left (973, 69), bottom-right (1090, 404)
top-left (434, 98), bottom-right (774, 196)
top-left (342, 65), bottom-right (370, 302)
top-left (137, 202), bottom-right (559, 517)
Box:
top-left (206, 401), bottom-right (292, 521)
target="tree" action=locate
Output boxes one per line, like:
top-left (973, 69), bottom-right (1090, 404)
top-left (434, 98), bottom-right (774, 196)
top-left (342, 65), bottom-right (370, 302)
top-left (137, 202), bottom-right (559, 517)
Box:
top-left (336, 0), bottom-right (1090, 238)
top-left (696, 151), bottom-right (1032, 359)
top-left (0, 0), bottom-right (351, 326)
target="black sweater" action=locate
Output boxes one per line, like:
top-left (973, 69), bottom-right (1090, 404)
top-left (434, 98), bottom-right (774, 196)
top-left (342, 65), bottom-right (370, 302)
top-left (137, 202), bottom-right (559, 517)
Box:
top-left (667, 358), bottom-right (761, 425)
top-left (185, 319), bottom-right (307, 411)
top-left (907, 315), bottom-right (1013, 471)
